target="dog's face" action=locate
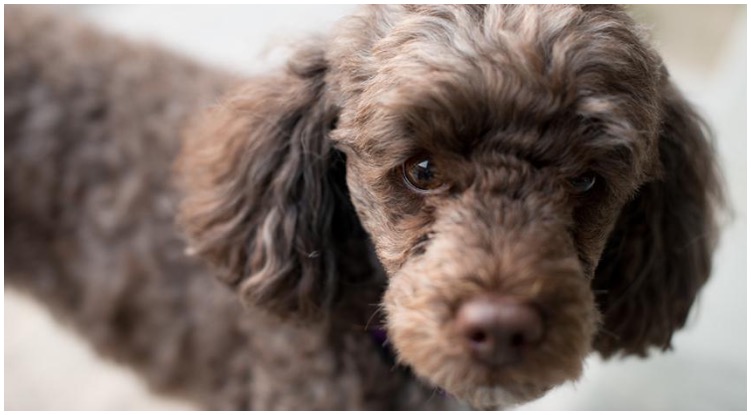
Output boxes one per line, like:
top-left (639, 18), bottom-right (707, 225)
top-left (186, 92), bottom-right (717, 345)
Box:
top-left (179, 5), bottom-right (720, 410)
top-left (329, 5), bottom-right (662, 407)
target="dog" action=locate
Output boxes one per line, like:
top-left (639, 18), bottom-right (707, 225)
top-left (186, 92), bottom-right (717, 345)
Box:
top-left (6, 5), bottom-right (722, 410)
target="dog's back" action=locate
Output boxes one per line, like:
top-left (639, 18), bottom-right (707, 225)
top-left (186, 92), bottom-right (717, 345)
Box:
top-left (5, 5), bottom-right (232, 282)
top-left (4, 5), bottom-right (256, 407)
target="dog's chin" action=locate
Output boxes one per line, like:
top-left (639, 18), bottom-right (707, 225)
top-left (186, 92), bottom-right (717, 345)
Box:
top-left (458, 384), bottom-right (552, 410)
top-left (402, 352), bottom-right (563, 410)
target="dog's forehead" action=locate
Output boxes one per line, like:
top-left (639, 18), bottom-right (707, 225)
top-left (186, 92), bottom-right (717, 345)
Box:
top-left (333, 5), bottom-right (663, 165)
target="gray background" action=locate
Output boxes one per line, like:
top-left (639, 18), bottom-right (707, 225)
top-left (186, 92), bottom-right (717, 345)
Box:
top-left (5, 5), bottom-right (746, 410)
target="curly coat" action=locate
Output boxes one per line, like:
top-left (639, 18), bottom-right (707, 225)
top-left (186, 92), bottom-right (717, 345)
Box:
top-left (6, 5), bottom-right (721, 410)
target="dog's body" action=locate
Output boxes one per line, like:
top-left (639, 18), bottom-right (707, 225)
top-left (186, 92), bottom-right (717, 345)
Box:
top-left (6, 5), bottom-right (721, 410)
top-left (6, 7), bottom-right (447, 410)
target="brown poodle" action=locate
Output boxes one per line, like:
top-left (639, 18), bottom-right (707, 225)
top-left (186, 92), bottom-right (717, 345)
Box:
top-left (6, 5), bottom-right (722, 410)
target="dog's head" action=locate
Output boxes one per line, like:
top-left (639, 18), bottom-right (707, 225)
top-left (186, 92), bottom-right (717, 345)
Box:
top-left (178, 5), bottom-right (721, 409)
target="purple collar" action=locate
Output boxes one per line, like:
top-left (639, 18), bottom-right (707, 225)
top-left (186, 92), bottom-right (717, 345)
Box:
top-left (369, 326), bottom-right (396, 364)
top-left (368, 327), bottom-right (447, 397)
top-left (369, 326), bottom-right (389, 346)
top-left (365, 301), bottom-right (393, 361)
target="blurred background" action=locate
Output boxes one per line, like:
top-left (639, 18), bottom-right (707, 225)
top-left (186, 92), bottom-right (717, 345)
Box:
top-left (4, 5), bottom-right (746, 410)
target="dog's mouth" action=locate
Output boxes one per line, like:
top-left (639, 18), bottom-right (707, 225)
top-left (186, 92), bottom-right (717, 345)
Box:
top-left (454, 383), bottom-right (554, 410)
top-left (377, 316), bottom-right (595, 409)
top-left (369, 324), bottom-right (558, 409)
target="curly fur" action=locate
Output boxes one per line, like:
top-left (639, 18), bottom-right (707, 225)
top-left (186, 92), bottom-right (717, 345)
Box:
top-left (6, 5), bottom-right (721, 410)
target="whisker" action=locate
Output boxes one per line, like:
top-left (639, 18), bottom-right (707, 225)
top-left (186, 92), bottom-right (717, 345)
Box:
top-left (364, 304), bottom-right (385, 331)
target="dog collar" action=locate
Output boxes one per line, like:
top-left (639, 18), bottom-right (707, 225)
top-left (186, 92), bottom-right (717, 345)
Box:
top-left (368, 327), bottom-right (448, 398)
top-left (369, 327), bottom-right (397, 364)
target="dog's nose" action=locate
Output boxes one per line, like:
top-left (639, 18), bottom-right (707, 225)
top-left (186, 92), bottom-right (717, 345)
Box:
top-left (455, 296), bottom-right (544, 366)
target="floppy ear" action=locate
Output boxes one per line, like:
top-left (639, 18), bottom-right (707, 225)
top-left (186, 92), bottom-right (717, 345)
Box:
top-left (593, 81), bottom-right (723, 357)
top-left (177, 45), bottom-right (362, 318)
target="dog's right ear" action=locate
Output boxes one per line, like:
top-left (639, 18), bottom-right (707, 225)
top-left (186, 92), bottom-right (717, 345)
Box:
top-left (177, 45), bottom-right (354, 319)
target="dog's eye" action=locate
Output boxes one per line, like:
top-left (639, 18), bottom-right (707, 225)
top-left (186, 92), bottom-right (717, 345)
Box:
top-left (569, 173), bottom-right (597, 193)
top-left (403, 156), bottom-right (447, 193)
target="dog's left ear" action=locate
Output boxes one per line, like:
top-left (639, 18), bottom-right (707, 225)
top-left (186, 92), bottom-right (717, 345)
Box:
top-left (177, 44), bottom-right (357, 318)
top-left (593, 80), bottom-right (723, 357)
